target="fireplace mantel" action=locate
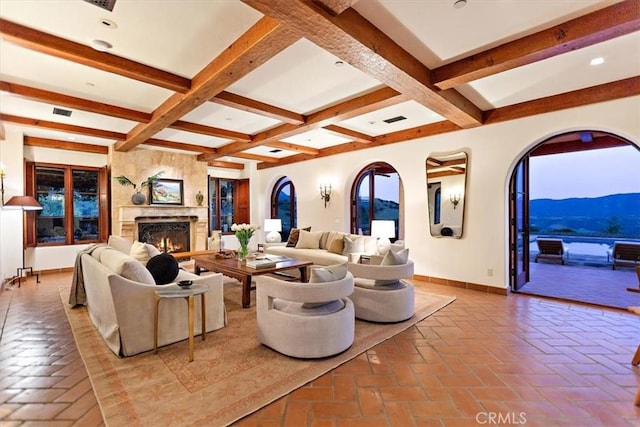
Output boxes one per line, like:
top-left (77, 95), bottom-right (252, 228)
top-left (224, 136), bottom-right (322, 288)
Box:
top-left (119, 205), bottom-right (209, 251)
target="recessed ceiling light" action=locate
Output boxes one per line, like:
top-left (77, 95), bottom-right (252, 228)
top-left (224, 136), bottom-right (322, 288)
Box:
top-left (334, 60), bottom-right (345, 67)
top-left (85, 82), bottom-right (95, 87)
top-left (453, 0), bottom-right (467, 8)
top-left (590, 57), bottom-right (605, 66)
top-left (89, 39), bottom-right (112, 52)
top-left (68, 136), bottom-right (76, 141)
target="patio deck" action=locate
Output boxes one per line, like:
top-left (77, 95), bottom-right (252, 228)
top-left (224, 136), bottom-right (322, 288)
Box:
top-left (517, 260), bottom-right (640, 309)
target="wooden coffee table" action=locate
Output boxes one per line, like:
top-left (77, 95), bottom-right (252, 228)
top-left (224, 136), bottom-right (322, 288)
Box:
top-left (193, 255), bottom-right (312, 308)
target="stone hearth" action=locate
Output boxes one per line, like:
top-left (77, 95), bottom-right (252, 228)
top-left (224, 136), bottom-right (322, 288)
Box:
top-left (119, 206), bottom-right (209, 252)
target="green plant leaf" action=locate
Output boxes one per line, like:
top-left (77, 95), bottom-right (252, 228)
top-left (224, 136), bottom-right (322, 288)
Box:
top-left (141, 170), bottom-right (165, 188)
top-left (113, 175), bottom-right (136, 189)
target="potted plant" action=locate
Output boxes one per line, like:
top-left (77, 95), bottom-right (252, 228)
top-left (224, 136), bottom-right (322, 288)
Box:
top-left (113, 171), bottom-right (165, 205)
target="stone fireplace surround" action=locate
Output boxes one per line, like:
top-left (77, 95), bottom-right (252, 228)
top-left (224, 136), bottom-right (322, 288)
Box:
top-left (119, 205), bottom-right (209, 252)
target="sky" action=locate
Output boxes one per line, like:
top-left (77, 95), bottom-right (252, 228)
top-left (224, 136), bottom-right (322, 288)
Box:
top-left (530, 145), bottom-right (640, 200)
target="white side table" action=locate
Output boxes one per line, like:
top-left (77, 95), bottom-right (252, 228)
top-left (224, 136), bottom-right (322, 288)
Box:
top-left (154, 283), bottom-right (210, 362)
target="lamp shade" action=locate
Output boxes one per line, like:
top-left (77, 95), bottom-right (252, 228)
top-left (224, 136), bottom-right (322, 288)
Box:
top-left (264, 219), bottom-right (282, 232)
top-left (371, 220), bottom-right (395, 238)
top-left (4, 195), bottom-right (42, 210)
top-left (264, 218), bottom-right (282, 243)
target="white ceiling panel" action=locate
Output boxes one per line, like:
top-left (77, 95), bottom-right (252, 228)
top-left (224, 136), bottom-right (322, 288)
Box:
top-left (181, 102), bottom-right (281, 135)
top-left (0, 0), bottom-right (263, 77)
top-left (338, 101), bottom-right (445, 136)
top-left (282, 129), bottom-right (352, 149)
top-left (226, 38), bottom-right (383, 114)
top-left (469, 32), bottom-right (640, 108)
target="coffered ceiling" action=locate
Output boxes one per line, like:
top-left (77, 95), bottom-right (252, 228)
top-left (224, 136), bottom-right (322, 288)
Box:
top-left (0, 0), bottom-right (638, 170)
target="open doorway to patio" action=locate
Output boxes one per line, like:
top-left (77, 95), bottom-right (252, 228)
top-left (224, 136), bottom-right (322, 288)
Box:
top-left (509, 131), bottom-right (640, 309)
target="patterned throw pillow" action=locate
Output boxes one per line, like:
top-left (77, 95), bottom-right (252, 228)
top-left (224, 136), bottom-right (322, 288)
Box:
top-left (286, 227), bottom-right (311, 247)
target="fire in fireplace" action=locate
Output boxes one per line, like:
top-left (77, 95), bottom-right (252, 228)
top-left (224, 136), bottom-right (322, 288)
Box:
top-left (138, 221), bottom-right (190, 253)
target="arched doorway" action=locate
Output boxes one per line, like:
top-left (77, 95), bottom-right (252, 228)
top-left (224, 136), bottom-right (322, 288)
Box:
top-left (350, 162), bottom-right (403, 239)
top-left (509, 130), bottom-right (640, 308)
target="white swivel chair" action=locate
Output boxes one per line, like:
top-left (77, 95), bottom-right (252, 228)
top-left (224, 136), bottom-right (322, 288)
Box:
top-left (255, 271), bottom-right (354, 358)
top-left (348, 254), bottom-right (414, 323)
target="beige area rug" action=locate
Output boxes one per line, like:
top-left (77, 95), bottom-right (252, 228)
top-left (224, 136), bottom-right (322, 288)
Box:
top-left (61, 279), bottom-right (455, 426)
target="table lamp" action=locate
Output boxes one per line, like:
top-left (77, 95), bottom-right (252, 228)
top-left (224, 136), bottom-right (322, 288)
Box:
top-left (264, 218), bottom-right (282, 243)
top-left (371, 220), bottom-right (395, 255)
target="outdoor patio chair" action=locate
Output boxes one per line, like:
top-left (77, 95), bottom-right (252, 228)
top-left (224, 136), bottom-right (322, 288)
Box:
top-left (535, 238), bottom-right (569, 265)
top-left (608, 241), bottom-right (640, 270)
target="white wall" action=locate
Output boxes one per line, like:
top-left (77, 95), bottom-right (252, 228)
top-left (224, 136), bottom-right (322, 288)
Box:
top-left (1, 97), bottom-right (638, 288)
top-left (252, 97), bottom-right (640, 290)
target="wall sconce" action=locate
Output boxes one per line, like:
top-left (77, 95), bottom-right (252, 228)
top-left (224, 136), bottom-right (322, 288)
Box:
top-left (450, 193), bottom-right (461, 209)
top-left (320, 184), bottom-right (331, 208)
top-left (0, 167), bottom-right (5, 206)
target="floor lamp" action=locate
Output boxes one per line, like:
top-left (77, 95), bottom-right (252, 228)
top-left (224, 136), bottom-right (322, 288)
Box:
top-left (4, 196), bottom-right (43, 287)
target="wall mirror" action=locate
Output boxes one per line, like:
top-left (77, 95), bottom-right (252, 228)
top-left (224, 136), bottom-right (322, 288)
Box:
top-left (426, 151), bottom-right (468, 238)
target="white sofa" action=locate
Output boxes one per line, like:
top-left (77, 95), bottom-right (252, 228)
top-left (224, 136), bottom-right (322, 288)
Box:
top-left (77, 236), bottom-right (226, 357)
top-left (264, 230), bottom-right (403, 266)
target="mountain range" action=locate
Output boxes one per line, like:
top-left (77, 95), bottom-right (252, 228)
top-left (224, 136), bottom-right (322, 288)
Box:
top-left (530, 193), bottom-right (640, 238)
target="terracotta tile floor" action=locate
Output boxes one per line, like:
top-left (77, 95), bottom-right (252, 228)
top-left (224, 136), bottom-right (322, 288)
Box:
top-left (1, 272), bottom-right (639, 426)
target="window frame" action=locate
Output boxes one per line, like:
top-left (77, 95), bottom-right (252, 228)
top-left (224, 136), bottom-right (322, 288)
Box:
top-left (270, 177), bottom-right (297, 242)
top-left (25, 161), bottom-right (108, 247)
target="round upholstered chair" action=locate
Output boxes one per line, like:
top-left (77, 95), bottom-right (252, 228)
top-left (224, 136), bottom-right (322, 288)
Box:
top-left (347, 260), bottom-right (415, 323)
top-left (255, 272), bottom-right (354, 358)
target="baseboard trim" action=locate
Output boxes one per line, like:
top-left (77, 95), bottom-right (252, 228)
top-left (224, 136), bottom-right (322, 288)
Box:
top-left (38, 267), bottom-right (74, 276)
top-left (413, 274), bottom-right (508, 296)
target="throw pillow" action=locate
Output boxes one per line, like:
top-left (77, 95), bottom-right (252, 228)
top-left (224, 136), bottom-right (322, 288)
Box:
top-left (381, 248), bottom-right (409, 265)
top-left (375, 248), bottom-right (410, 286)
top-left (295, 230), bottom-right (322, 249)
top-left (129, 241), bottom-right (158, 265)
top-left (327, 235), bottom-right (345, 254)
top-left (146, 253), bottom-right (180, 285)
top-left (303, 262), bottom-right (348, 308)
top-left (342, 235), bottom-right (365, 255)
top-left (286, 227), bottom-right (311, 247)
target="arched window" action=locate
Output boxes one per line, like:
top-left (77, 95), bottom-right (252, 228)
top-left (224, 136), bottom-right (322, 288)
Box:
top-left (270, 177), bottom-right (296, 241)
top-left (350, 162), bottom-right (401, 238)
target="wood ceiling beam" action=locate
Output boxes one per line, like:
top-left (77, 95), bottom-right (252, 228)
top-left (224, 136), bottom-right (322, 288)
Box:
top-left (313, 0), bottom-right (361, 15)
top-left (212, 91), bottom-right (305, 125)
top-left (0, 19), bottom-right (191, 93)
top-left (484, 76), bottom-right (640, 124)
top-left (530, 135), bottom-right (629, 157)
top-left (0, 81), bottom-right (250, 142)
top-left (169, 120), bottom-right (251, 142)
top-left (258, 120), bottom-right (459, 169)
top-left (23, 136), bottom-right (108, 154)
top-left (0, 113), bottom-right (125, 140)
top-left (323, 124), bottom-right (373, 143)
top-left (243, 0), bottom-right (482, 128)
top-left (0, 81), bottom-right (151, 123)
top-left (207, 160), bottom-right (245, 170)
top-left (232, 152), bottom-right (280, 163)
top-left (199, 86), bottom-right (404, 160)
top-left (144, 139), bottom-right (217, 154)
top-left (114, 17), bottom-right (299, 152)
top-left (265, 141), bottom-right (320, 155)
top-left (432, 1), bottom-right (640, 90)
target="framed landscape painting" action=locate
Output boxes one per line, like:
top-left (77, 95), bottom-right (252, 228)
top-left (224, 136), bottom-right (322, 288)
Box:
top-left (150, 179), bottom-right (183, 205)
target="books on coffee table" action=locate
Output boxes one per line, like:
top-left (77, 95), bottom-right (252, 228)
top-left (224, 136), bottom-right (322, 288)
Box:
top-left (246, 259), bottom-right (277, 269)
top-left (245, 254), bottom-right (290, 269)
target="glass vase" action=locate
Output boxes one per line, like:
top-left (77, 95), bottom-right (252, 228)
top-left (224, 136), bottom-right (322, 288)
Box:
top-left (237, 243), bottom-right (249, 262)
